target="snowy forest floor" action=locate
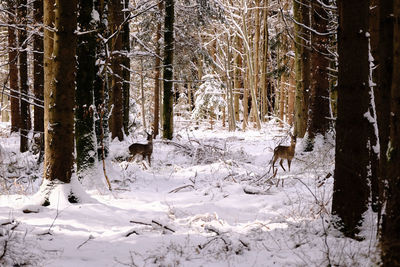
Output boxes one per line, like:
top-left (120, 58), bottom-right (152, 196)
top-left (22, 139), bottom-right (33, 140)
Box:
top-left (0, 121), bottom-right (380, 266)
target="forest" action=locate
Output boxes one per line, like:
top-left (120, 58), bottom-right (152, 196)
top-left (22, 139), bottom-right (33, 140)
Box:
top-left (0, 0), bottom-right (399, 266)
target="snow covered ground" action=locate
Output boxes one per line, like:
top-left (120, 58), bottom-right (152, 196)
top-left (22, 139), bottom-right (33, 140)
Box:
top-left (0, 121), bottom-right (380, 266)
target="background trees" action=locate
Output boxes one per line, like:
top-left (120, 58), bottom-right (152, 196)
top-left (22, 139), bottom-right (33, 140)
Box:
top-left (0, 0), bottom-right (399, 263)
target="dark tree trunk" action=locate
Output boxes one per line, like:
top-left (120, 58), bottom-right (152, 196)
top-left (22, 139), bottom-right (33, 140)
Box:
top-left (33, 0), bottom-right (44, 154)
top-left (306, 0), bottom-right (330, 150)
top-left (162, 0), bottom-right (175, 140)
top-left (94, 0), bottom-right (110, 159)
top-left (122, 0), bottom-right (130, 135)
top-left (7, 0), bottom-right (20, 133)
top-left (381, 1), bottom-right (400, 264)
top-left (332, 0), bottom-right (370, 238)
top-left (109, 0), bottom-right (124, 141)
top-left (375, 0), bottom-right (394, 224)
top-left (18, 0), bottom-right (30, 153)
top-left (75, 0), bottom-right (97, 176)
top-left (153, 2), bottom-right (163, 138)
top-left (44, 0), bottom-right (77, 183)
top-left (368, 0), bottom-right (380, 212)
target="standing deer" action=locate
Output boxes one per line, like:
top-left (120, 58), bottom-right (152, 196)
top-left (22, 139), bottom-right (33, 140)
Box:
top-left (129, 132), bottom-right (153, 166)
top-left (271, 134), bottom-right (296, 172)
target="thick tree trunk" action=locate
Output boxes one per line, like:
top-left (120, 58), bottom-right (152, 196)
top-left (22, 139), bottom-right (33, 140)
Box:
top-left (306, 0), bottom-right (331, 150)
top-left (382, 2), bottom-right (400, 263)
top-left (33, 0), bottom-right (44, 154)
top-left (7, 1), bottom-right (20, 133)
top-left (75, 0), bottom-right (97, 176)
top-left (332, 0), bottom-right (370, 238)
top-left (109, 0), bottom-right (124, 141)
top-left (44, 0), bottom-right (77, 184)
top-left (376, 0), bottom-right (394, 224)
top-left (294, 0), bottom-right (310, 138)
top-left (162, 0), bottom-right (175, 140)
top-left (18, 0), bottom-right (30, 153)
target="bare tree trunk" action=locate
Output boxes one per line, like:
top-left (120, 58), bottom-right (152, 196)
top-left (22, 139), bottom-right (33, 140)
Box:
top-left (18, 0), bottom-right (30, 153)
top-left (140, 58), bottom-right (146, 129)
top-left (122, 0), bottom-right (130, 135)
top-left (162, 0), bottom-right (175, 140)
top-left (109, 0), bottom-right (124, 141)
top-left (306, 0), bottom-right (331, 150)
top-left (33, 0), bottom-right (44, 152)
top-left (382, 2), bottom-right (400, 262)
top-left (75, 0), bottom-right (98, 176)
top-left (332, 0), bottom-right (370, 238)
top-left (7, 1), bottom-right (19, 133)
top-left (44, 0), bottom-right (77, 184)
top-left (260, 0), bottom-right (269, 121)
top-left (153, 1), bottom-right (163, 137)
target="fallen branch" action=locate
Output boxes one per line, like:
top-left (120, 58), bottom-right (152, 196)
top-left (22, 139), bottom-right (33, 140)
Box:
top-left (168, 184), bottom-right (194, 193)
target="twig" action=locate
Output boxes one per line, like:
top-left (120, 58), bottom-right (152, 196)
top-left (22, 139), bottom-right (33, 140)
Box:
top-left (151, 220), bottom-right (175, 233)
top-left (168, 184), bottom-right (194, 193)
top-left (77, 235), bottom-right (94, 249)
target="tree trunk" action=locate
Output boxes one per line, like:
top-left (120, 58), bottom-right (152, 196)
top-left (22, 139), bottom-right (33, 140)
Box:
top-left (33, 0), bottom-right (44, 153)
top-left (260, 0), bottom-right (269, 121)
top-left (332, 0), bottom-right (370, 238)
top-left (306, 0), bottom-right (331, 150)
top-left (109, 0), bottom-right (124, 141)
top-left (94, 0), bottom-right (110, 159)
top-left (375, 0), bottom-right (394, 224)
top-left (294, 0), bottom-right (310, 138)
top-left (7, 0), bottom-right (20, 133)
top-left (122, 0), bottom-right (130, 135)
top-left (44, 0), bottom-right (77, 184)
top-left (162, 0), bottom-right (175, 140)
top-left (18, 0), bottom-right (30, 153)
top-left (382, 2), bottom-right (400, 263)
top-left (75, 0), bottom-right (97, 176)
top-left (153, 1), bottom-right (163, 137)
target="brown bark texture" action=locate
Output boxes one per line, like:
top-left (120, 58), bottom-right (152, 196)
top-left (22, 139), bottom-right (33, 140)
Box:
top-left (44, 0), bottom-right (77, 183)
top-left (381, 0), bottom-right (400, 264)
top-left (332, 0), bottom-right (370, 237)
top-left (109, 0), bottom-right (124, 141)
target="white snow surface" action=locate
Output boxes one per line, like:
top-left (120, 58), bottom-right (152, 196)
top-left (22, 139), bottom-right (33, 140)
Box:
top-left (0, 122), bottom-right (379, 266)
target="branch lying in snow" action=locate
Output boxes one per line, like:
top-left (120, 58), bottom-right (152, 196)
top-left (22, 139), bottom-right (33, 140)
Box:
top-left (77, 235), bottom-right (94, 249)
top-left (168, 184), bottom-right (194, 193)
top-left (129, 220), bottom-right (175, 233)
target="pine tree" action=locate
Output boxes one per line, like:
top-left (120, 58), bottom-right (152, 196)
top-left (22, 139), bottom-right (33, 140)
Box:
top-left (162, 0), bottom-right (175, 140)
top-left (75, 0), bottom-right (98, 176)
top-left (332, 0), bottom-right (370, 237)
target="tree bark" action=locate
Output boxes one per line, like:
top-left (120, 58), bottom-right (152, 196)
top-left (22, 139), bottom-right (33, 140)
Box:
top-left (7, 0), bottom-right (20, 133)
top-left (109, 0), bottom-right (124, 141)
top-left (332, 0), bottom-right (370, 238)
top-left (382, 2), bottom-right (400, 263)
top-left (122, 0), bottom-right (130, 135)
top-left (94, 0), bottom-right (110, 159)
top-left (18, 0), bottom-right (30, 153)
top-left (376, 0), bottom-right (394, 223)
top-left (44, 0), bottom-right (77, 184)
top-left (294, 0), bottom-right (310, 138)
top-left (153, 3), bottom-right (162, 137)
top-left (306, 0), bottom-right (331, 150)
top-left (33, 0), bottom-right (44, 153)
top-left (75, 0), bottom-right (97, 176)
top-left (162, 0), bottom-right (175, 140)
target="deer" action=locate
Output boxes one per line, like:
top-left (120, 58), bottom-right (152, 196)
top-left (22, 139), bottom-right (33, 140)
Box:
top-left (271, 134), bottom-right (297, 173)
top-left (129, 132), bottom-right (153, 166)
